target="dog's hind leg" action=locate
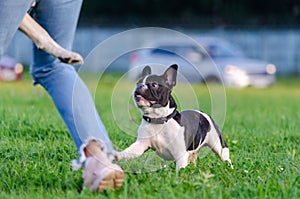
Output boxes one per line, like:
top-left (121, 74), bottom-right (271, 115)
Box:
top-left (188, 145), bottom-right (205, 166)
top-left (188, 150), bottom-right (198, 166)
top-left (204, 117), bottom-right (233, 169)
top-left (220, 147), bottom-right (233, 169)
top-left (206, 132), bottom-right (233, 169)
top-left (19, 13), bottom-right (83, 64)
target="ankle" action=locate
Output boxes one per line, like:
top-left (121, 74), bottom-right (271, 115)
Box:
top-left (84, 140), bottom-right (103, 158)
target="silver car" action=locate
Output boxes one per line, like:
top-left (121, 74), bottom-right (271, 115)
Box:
top-left (128, 37), bottom-right (276, 88)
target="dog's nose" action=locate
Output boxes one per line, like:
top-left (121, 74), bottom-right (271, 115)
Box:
top-left (136, 83), bottom-right (147, 92)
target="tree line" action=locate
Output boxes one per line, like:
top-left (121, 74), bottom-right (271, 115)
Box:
top-left (79, 0), bottom-right (300, 28)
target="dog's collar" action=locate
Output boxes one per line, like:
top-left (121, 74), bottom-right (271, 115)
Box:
top-left (143, 109), bottom-right (178, 124)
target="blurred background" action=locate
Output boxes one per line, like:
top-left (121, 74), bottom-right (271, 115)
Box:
top-left (3, 0), bottom-right (300, 84)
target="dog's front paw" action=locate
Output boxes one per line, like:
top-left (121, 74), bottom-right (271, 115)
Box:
top-left (115, 151), bottom-right (128, 161)
top-left (114, 151), bottom-right (137, 160)
top-left (114, 152), bottom-right (122, 161)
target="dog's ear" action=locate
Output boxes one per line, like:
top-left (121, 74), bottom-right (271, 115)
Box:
top-left (164, 64), bottom-right (178, 88)
top-left (142, 65), bottom-right (151, 76)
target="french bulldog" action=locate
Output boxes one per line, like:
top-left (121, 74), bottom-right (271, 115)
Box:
top-left (117, 64), bottom-right (233, 171)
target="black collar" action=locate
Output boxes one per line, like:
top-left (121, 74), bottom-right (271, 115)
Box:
top-left (143, 109), bottom-right (178, 124)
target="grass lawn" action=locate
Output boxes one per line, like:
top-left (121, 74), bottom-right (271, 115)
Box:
top-left (0, 72), bottom-right (299, 199)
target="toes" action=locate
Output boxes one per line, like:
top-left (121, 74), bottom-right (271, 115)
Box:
top-left (97, 170), bottom-right (124, 192)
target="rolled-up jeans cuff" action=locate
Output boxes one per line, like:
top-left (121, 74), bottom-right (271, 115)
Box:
top-left (71, 137), bottom-right (115, 171)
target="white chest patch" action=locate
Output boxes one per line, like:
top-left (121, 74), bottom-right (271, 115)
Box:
top-left (137, 119), bottom-right (186, 160)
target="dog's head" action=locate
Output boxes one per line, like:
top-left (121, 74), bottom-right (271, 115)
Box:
top-left (134, 64), bottom-right (178, 112)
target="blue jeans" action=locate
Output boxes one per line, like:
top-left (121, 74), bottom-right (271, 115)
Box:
top-left (0, 0), bottom-right (114, 157)
top-left (0, 1), bottom-right (33, 56)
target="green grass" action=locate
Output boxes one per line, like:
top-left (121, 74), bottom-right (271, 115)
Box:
top-left (0, 73), bottom-right (299, 199)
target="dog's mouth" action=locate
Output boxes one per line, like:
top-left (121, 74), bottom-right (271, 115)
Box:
top-left (134, 91), bottom-right (155, 107)
top-left (134, 93), bottom-right (145, 102)
top-left (134, 91), bottom-right (147, 104)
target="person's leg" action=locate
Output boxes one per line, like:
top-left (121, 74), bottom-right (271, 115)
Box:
top-left (0, 1), bottom-right (32, 56)
top-left (31, 0), bottom-right (124, 191)
top-left (31, 0), bottom-right (114, 154)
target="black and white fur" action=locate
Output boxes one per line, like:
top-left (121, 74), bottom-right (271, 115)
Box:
top-left (117, 64), bottom-right (233, 171)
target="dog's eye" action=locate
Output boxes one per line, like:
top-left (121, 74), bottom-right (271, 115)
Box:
top-left (151, 82), bottom-right (159, 88)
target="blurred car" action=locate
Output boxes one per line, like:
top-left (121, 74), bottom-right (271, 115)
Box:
top-left (128, 37), bottom-right (276, 88)
top-left (0, 55), bottom-right (23, 81)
